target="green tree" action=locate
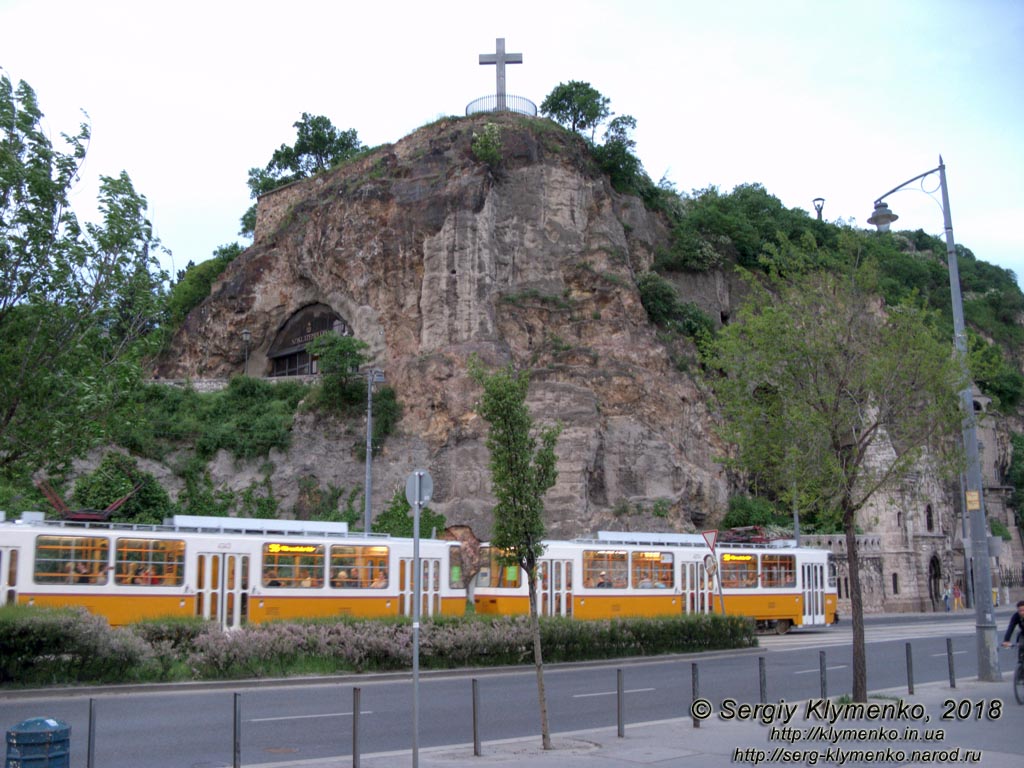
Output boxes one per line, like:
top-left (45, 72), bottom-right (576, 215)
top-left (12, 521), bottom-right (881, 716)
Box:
top-left (305, 334), bottom-right (369, 409)
top-left (469, 358), bottom-right (561, 749)
top-left (0, 76), bottom-right (168, 476)
top-left (591, 114), bottom-right (645, 194)
top-left (371, 487), bottom-right (446, 537)
top-left (540, 81), bottom-right (611, 139)
top-left (241, 113), bottom-right (364, 238)
top-left (707, 268), bottom-right (961, 702)
top-left (71, 452), bottom-right (173, 525)
top-left (167, 243), bottom-right (243, 327)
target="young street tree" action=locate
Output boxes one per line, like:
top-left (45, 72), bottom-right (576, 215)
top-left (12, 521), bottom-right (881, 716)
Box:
top-left (707, 268), bottom-right (961, 702)
top-left (0, 75), bottom-right (167, 477)
top-left (470, 359), bottom-right (561, 749)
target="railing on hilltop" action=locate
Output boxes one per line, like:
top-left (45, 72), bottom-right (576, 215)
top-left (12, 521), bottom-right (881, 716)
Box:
top-left (465, 94), bottom-right (537, 117)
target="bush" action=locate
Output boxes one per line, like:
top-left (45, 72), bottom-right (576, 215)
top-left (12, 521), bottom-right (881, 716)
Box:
top-left (0, 605), bottom-right (158, 686)
top-left (471, 123), bottom-right (502, 169)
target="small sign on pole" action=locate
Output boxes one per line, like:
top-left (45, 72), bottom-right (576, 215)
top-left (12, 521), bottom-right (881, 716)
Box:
top-left (702, 529), bottom-right (718, 551)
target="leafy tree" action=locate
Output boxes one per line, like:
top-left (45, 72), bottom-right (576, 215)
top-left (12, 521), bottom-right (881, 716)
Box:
top-left (707, 268), bottom-right (962, 702)
top-left (371, 487), bottom-right (446, 537)
top-left (591, 115), bottom-right (645, 194)
top-left (305, 334), bottom-right (369, 409)
top-left (469, 358), bottom-right (561, 749)
top-left (540, 81), bottom-right (610, 138)
top-left (71, 452), bottom-right (173, 525)
top-left (0, 76), bottom-right (168, 476)
top-left (167, 243), bottom-right (243, 327)
top-left (636, 272), bottom-right (714, 342)
top-left (720, 495), bottom-right (786, 529)
top-left (240, 113), bottom-right (364, 238)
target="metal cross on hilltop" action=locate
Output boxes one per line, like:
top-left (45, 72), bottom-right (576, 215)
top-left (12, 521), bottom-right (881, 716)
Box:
top-left (479, 38), bottom-right (522, 111)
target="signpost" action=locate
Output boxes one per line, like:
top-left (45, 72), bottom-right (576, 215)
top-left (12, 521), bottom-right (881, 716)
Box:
top-left (405, 469), bottom-right (432, 768)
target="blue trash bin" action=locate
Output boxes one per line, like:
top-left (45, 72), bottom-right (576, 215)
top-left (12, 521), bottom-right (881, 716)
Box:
top-left (5, 718), bottom-right (70, 768)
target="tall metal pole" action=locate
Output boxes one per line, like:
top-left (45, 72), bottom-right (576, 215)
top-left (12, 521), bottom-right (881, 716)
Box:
top-left (362, 369), bottom-right (383, 533)
top-left (870, 158), bottom-right (999, 682)
top-left (364, 372), bottom-right (374, 533)
top-left (412, 471), bottom-right (422, 768)
top-left (936, 159), bottom-right (1000, 682)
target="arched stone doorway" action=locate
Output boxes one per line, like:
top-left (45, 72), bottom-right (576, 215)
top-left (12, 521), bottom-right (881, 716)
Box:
top-left (267, 304), bottom-right (351, 377)
top-left (928, 555), bottom-right (942, 610)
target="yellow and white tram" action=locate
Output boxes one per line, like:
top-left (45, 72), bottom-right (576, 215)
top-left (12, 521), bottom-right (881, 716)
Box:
top-left (471, 531), bottom-right (838, 632)
top-left (0, 512), bottom-right (464, 629)
top-left (0, 513), bottom-right (837, 633)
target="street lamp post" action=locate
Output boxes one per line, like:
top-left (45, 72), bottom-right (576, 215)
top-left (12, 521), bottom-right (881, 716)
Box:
top-left (869, 156), bottom-right (1000, 682)
top-left (363, 368), bottom-right (385, 533)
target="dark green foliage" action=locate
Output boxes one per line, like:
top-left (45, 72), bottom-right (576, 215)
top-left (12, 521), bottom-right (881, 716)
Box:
top-left (111, 376), bottom-right (309, 463)
top-left (304, 334), bottom-right (369, 411)
top-left (372, 487), bottom-right (446, 537)
top-left (659, 184), bottom-right (818, 272)
top-left (167, 243), bottom-right (243, 326)
top-left (242, 113), bottom-right (365, 238)
top-left (0, 76), bottom-right (168, 476)
top-left (591, 115), bottom-right (646, 195)
top-left (71, 452), bottom-right (173, 524)
top-left (636, 272), bottom-right (715, 342)
top-left (540, 81), bottom-right (611, 137)
top-left (721, 495), bottom-right (788, 529)
top-left (471, 122), bottom-right (503, 169)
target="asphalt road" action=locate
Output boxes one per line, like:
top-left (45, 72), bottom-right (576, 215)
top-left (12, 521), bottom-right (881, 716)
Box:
top-left (0, 610), bottom-right (1018, 768)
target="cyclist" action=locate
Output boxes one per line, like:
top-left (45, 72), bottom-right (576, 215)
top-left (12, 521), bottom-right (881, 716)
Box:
top-left (1001, 599), bottom-right (1024, 648)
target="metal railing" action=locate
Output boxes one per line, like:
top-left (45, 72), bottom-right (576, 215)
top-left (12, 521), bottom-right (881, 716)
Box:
top-left (465, 94), bottom-right (537, 116)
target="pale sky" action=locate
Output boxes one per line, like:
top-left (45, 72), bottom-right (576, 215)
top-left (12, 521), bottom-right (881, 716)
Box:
top-left (2, 0), bottom-right (1022, 286)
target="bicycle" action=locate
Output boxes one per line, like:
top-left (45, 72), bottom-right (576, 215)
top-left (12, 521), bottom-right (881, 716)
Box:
top-left (1015, 644), bottom-right (1024, 705)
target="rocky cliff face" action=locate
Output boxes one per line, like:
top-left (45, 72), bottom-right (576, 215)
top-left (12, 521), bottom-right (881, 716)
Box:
top-left (153, 113), bottom-right (736, 536)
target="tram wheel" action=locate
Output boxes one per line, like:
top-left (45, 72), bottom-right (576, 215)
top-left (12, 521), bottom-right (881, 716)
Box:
top-left (774, 619), bottom-right (792, 635)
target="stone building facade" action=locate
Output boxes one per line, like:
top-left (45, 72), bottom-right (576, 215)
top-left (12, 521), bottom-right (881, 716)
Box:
top-left (805, 389), bottom-right (1023, 615)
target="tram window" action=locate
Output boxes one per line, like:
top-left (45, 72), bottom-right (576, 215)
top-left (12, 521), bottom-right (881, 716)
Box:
top-left (760, 554), bottom-right (796, 588)
top-left (630, 551), bottom-right (674, 588)
top-left (583, 550), bottom-right (627, 588)
top-left (329, 545), bottom-right (389, 588)
top-left (475, 547), bottom-right (521, 588)
top-left (719, 552), bottom-right (758, 588)
top-left (449, 545), bottom-right (464, 588)
top-left (115, 538), bottom-right (185, 586)
top-left (262, 542), bottom-right (325, 588)
top-left (34, 535), bottom-right (110, 585)
top-left (827, 555), bottom-right (837, 588)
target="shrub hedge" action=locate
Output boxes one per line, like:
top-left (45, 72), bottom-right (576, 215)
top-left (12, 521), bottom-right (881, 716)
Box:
top-left (0, 606), bottom-right (755, 686)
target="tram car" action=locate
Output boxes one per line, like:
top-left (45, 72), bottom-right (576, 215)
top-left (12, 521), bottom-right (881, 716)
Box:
top-left (0, 512), bottom-right (463, 629)
top-left (0, 513), bottom-right (837, 633)
top-left (471, 531), bottom-right (838, 633)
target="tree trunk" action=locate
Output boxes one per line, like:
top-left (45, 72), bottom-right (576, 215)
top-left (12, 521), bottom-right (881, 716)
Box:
top-left (844, 504), bottom-right (867, 702)
top-left (527, 565), bottom-right (552, 750)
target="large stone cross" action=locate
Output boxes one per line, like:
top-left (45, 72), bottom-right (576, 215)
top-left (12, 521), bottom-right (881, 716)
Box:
top-left (479, 38), bottom-right (522, 110)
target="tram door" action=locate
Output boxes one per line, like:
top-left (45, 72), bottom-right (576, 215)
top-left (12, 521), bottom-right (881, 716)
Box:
top-left (0, 547), bottom-right (17, 606)
top-left (538, 559), bottom-right (573, 617)
top-left (802, 561), bottom-right (826, 625)
top-left (681, 561), bottom-right (713, 614)
top-left (195, 553), bottom-right (250, 630)
top-left (399, 557), bottom-right (441, 616)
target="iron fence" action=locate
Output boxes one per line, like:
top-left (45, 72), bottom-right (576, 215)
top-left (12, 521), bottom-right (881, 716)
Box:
top-left (465, 94), bottom-right (537, 116)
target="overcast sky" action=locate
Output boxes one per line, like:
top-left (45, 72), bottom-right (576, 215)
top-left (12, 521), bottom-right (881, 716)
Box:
top-left (2, 0), bottom-right (1022, 287)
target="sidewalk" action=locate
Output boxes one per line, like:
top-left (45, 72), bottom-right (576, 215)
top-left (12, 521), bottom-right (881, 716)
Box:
top-left (250, 678), bottom-right (1023, 768)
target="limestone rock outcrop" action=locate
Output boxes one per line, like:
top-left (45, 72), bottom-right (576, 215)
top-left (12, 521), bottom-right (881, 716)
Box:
top-left (154, 113), bottom-right (736, 536)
